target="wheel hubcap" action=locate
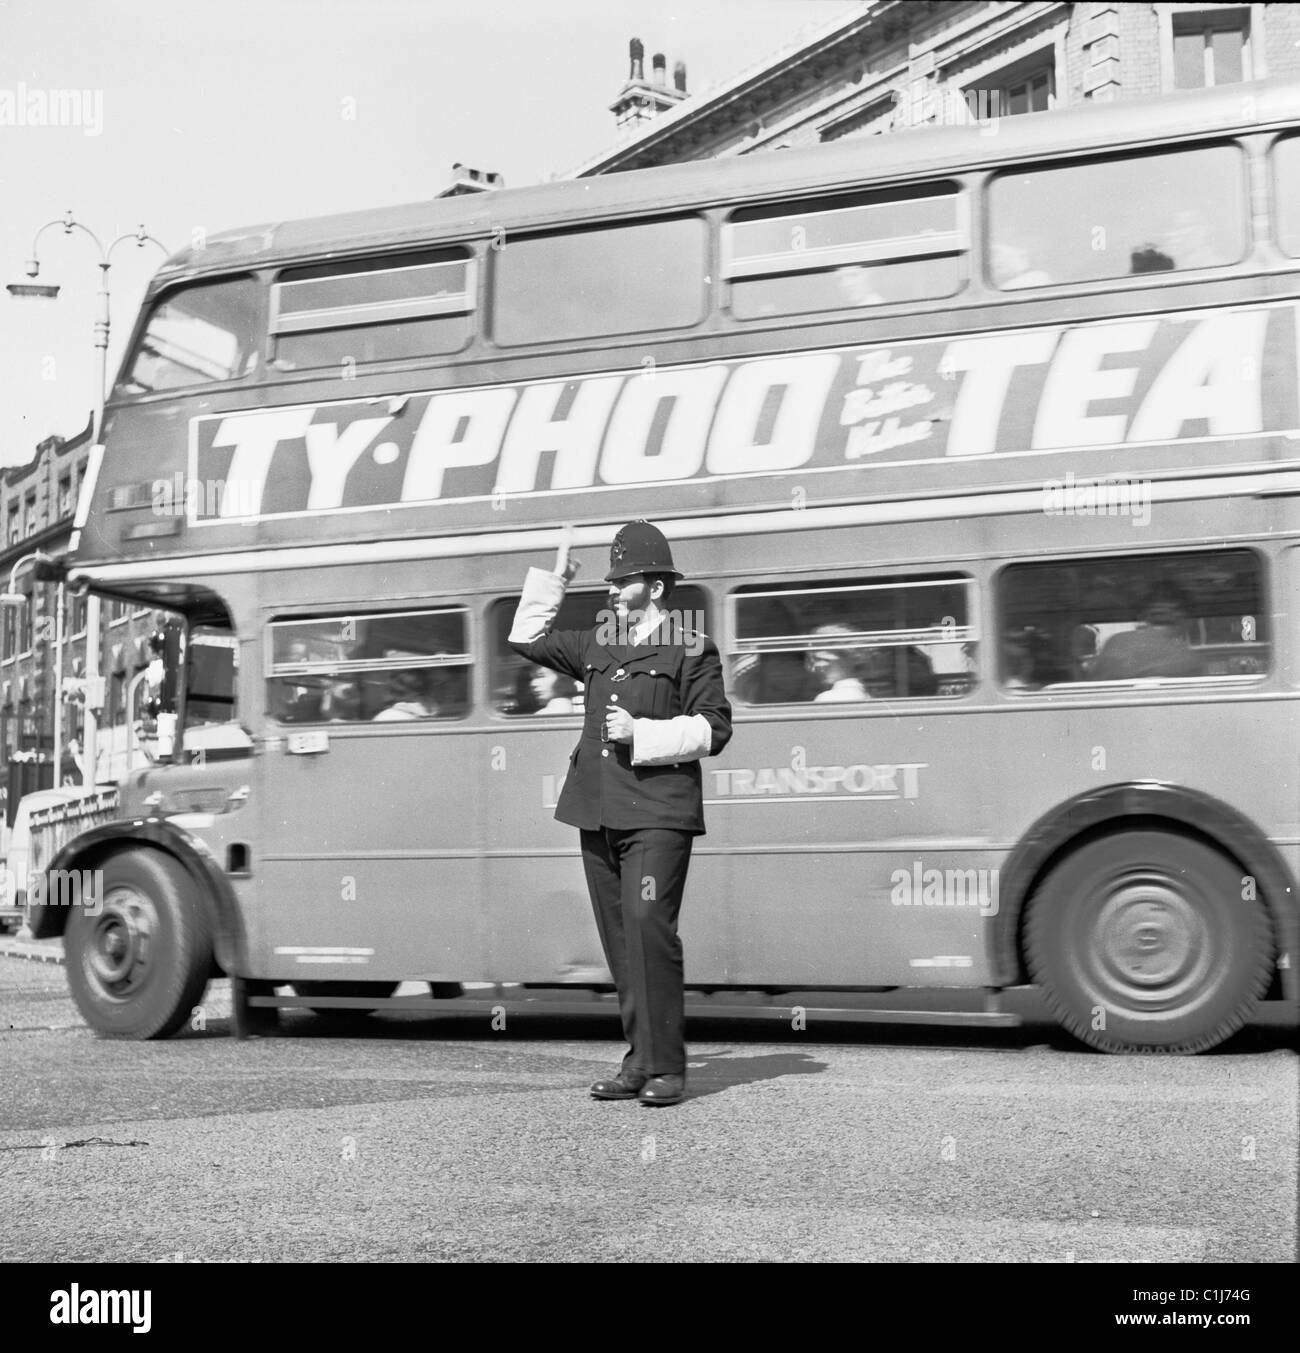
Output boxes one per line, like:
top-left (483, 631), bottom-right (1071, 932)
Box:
top-left (85, 887), bottom-right (158, 998)
top-left (1089, 872), bottom-right (1212, 1007)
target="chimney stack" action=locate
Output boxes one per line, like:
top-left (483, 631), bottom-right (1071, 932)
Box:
top-left (610, 36), bottom-right (690, 129)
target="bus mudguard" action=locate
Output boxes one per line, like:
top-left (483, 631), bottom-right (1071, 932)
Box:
top-left (28, 817), bottom-right (249, 977)
top-left (994, 780), bottom-right (1299, 1003)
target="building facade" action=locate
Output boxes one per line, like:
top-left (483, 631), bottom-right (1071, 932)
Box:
top-left (573, 2), bottom-right (1294, 175)
top-left (0, 418), bottom-right (154, 805)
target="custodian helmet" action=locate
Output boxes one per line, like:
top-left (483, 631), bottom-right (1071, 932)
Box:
top-left (604, 520), bottom-right (683, 582)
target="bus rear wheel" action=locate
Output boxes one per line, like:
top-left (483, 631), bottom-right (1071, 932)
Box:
top-left (291, 981), bottom-right (399, 1017)
top-left (64, 849), bottom-right (213, 1039)
top-left (1025, 831), bottom-right (1270, 1053)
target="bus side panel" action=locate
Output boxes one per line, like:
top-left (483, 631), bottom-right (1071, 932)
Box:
top-left (702, 712), bottom-right (997, 986)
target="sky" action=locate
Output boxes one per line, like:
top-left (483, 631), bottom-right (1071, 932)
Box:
top-left (0, 0), bottom-right (861, 466)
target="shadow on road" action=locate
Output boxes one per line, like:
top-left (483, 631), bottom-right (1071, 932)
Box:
top-left (681, 1049), bottom-right (829, 1099)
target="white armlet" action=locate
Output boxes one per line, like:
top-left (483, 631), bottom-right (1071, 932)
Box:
top-left (630, 714), bottom-right (713, 765)
top-left (509, 568), bottom-right (567, 643)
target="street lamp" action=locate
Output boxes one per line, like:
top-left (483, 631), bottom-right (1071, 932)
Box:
top-left (0, 551), bottom-right (68, 785)
top-left (7, 212), bottom-right (169, 786)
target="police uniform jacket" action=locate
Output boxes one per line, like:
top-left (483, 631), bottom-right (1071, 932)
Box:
top-left (509, 568), bottom-right (732, 835)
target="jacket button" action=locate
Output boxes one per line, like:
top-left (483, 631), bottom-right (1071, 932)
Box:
top-left (649, 669), bottom-right (656, 675)
top-left (610, 694), bottom-right (619, 703)
top-left (602, 749), bottom-right (610, 758)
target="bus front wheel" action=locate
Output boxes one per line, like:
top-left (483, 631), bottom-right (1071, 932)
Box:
top-left (64, 849), bottom-right (214, 1039)
top-left (1025, 831), bottom-right (1270, 1054)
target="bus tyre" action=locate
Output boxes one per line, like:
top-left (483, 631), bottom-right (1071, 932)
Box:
top-left (64, 849), bottom-right (214, 1040)
top-left (292, 981), bottom-right (399, 1017)
top-left (1025, 831), bottom-right (1271, 1054)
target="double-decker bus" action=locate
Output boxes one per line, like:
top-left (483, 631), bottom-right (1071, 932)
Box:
top-left (30, 78), bottom-right (1300, 1053)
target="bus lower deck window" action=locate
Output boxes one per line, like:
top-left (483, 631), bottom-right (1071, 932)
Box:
top-left (729, 576), bottom-right (976, 705)
top-left (998, 550), bottom-right (1268, 690)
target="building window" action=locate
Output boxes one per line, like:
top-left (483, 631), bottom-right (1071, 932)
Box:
top-left (819, 95), bottom-right (896, 142)
top-left (1172, 8), bottom-right (1251, 89)
top-left (58, 476), bottom-right (72, 517)
top-left (24, 495), bottom-right (36, 538)
top-left (965, 51), bottom-right (1056, 120)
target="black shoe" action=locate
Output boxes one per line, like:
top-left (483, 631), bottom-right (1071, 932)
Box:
top-left (638, 1074), bottom-right (686, 1106)
top-left (590, 1070), bottom-right (648, 1100)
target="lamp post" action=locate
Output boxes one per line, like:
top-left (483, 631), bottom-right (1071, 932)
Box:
top-left (8, 212), bottom-right (168, 785)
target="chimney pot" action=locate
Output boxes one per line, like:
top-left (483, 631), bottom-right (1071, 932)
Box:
top-left (652, 52), bottom-right (666, 86)
top-left (673, 60), bottom-right (687, 92)
top-left (629, 37), bottom-right (644, 81)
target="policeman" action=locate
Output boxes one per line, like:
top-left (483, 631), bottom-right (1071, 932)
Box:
top-left (509, 521), bottom-right (732, 1106)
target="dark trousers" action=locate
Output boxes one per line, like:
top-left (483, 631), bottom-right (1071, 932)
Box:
top-left (579, 826), bottom-right (694, 1076)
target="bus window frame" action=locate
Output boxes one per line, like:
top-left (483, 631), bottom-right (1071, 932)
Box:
top-left (992, 546), bottom-right (1272, 695)
top-left (984, 138), bottom-right (1251, 293)
top-left (726, 573), bottom-right (979, 707)
top-left (721, 182), bottom-right (969, 320)
top-left (488, 214), bottom-right (711, 349)
top-left (112, 272), bottom-right (265, 400)
top-left (1269, 129), bottom-right (1300, 260)
top-left (265, 603), bottom-right (474, 726)
top-left (267, 250), bottom-right (478, 372)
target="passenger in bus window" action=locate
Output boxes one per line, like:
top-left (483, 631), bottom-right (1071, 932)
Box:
top-left (530, 665), bottom-right (578, 714)
top-left (1001, 631), bottom-right (1038, 690)
top-left (730, 651), bottom-right (813, 704)
top-left (861, 644), bottom-right (939, 698)
top-left (278, 639), bottom-right (325, 722)
top-left (1129, 243), bottom-right (1174, 274)
top-left (807, 625), bottom-right (871, 702)
top-left (991, 242), bottom-right (1051, 289)
top-left (1089, 583), bottom-right (1207, 681)
top-left (372, 653), bottom-right (443, 720)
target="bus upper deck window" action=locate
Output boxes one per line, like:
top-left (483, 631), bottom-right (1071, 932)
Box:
top-left (118, 276), bottom-right (260, 394)
top-left (988, 144), bottom-right (1246, 289)
top-left (270, 249), bottom-right (474, 370)
top-left (723, 185), bottom-right (966, 319)
top-left (492, 218), bottom-right (707, 346)
top-left (1272, 135), bottom-right (1300, 257)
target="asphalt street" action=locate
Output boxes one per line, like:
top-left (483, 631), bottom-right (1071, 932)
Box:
top-left (1, 953), bottom-right (1296, 1264)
